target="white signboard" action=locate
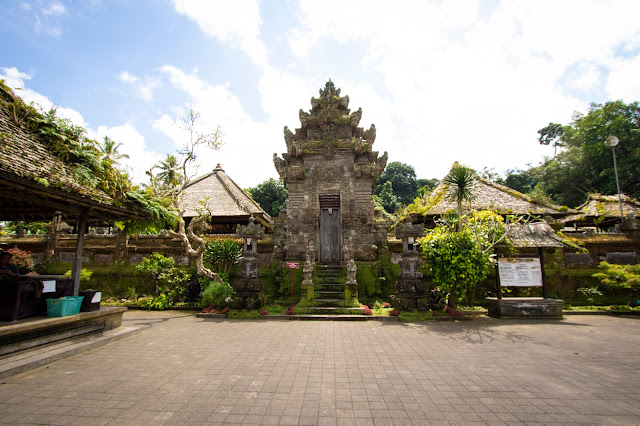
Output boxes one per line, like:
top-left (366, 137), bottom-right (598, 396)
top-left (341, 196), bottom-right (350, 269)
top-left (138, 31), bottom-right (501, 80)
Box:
top-left (42, 280), bottom-right (56, 293)
top-left (91, 292), bottom-right (102, 303)
top-left (498, 258), bottom-right (543, 287)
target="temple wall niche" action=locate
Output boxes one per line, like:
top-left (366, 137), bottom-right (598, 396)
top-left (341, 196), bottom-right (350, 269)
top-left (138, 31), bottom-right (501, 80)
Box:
top-left (273, 80), bottom-right (388, 262)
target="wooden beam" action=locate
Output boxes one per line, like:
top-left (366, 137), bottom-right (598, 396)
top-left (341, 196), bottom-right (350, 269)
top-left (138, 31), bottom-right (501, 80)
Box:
top-left (72, 208), bottom-right (90, 296)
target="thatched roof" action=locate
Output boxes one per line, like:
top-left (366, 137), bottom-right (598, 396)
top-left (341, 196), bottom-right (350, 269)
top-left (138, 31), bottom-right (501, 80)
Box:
top-left (0, 84), bottom-right (147, 223)
top-left (506, 222), bottom-right (566, 248)
top-left (181, 164), bottom-right (272, 229)
top-left (408, 162), bottom-right (570, 221)
top-left (562, 193), bottom-right (640, 227)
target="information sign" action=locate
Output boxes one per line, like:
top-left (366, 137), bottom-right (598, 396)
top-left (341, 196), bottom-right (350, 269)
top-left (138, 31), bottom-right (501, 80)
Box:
top-left (497, 258), bottom-right (543, 287)
top-left (285, 262), bottom-right (300, 269)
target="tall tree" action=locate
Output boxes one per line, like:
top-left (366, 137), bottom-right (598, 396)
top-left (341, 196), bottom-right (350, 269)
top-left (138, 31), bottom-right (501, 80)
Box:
top-left (373, 181), bottom-right (400, 214)
top-left (374, 161), bottom-right (418, 205)
top-left (156, 154), bottom-right (183, 187)
top-left (443, 163), bottom-right (476, 226)
top-left (148, 110), bottom-right (224, 282)
top-left (538, 122), bottom-right (565, 157)
top-left (416, 178), bottom-right (439, 197)
top-left (98, 136), bottom-right (129, 163)
top-left (245, 178), bottom-right (288, 217)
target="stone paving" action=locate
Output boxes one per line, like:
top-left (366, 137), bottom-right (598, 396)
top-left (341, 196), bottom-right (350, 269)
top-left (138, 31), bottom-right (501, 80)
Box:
top-left (1, 312), bottom-right (639, 425)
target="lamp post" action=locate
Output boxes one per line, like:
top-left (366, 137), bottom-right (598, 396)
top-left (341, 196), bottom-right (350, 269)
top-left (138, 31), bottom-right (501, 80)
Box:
top-left (604, 135), bottom-right (624, 220)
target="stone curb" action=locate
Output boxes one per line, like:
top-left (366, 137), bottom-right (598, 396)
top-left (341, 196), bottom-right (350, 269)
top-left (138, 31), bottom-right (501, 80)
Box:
top-left (0, 326), bottom-right (141, 380)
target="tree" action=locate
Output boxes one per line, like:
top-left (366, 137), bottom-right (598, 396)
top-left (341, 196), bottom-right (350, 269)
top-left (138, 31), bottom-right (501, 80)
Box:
top-left (503, 168), bottom-right (536, 194)
top-left (148, 110), bottom-right (224, 282)
top-left (420, 211), bottom-right (511, 307)
top-left (592, 261), bottom-right (640, 306)
top-left (443, 163), bottom-right (476, 229)
top-left (373, 181), bottom-right (400, 214)
top-left (538, 122), bottom-right (565, 157)
top-left (98, 136), bottom-right (129, 164)
top-left (245, 178), bottom-right (288, 217)
top-left (155, 154), bottom-right (184, 187)
top-left (527, 101), bottom-right (640, 207)
top-left (416, 178), bottom-right (439, 198)
top-left (374, 161), bottom-right (418, 206)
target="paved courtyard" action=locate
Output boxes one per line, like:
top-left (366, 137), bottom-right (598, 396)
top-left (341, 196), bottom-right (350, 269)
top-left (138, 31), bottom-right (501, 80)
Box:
top-left (1, 312), bottom-right (639, 425)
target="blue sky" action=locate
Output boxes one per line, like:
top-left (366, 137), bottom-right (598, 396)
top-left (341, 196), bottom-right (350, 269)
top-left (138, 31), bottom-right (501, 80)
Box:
top-left (2, 0), bottom-right (640, 189)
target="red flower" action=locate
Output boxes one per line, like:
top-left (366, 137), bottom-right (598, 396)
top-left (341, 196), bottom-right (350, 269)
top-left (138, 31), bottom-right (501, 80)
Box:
top-left (260, 310), bottom-right (269, 315)
top-left (220, 307), bottom-right (229, 314)
top-left (382, 302), bottom-right (391, 308)
top-left (362, 305), bottom-right (373, 315)
top-left (389, 308), bottom-right (399, 316)
top-left (286, 305), bottom-right (295, 315)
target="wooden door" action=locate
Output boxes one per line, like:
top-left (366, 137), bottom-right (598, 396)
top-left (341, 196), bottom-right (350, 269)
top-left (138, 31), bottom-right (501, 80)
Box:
top-left (319, 194), bottom-right (341, 263)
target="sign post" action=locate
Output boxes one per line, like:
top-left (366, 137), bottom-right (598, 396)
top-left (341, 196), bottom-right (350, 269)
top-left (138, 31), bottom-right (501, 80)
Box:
top-left (285, 262), bottom-right (300, 305)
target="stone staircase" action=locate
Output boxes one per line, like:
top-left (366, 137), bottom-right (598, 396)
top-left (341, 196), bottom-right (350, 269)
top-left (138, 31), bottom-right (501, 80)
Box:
top-left (301, 265), bottom-right (364, 316)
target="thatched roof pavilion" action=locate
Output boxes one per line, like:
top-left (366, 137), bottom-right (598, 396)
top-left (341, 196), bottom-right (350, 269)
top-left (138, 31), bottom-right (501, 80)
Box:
top-left (0, 83), bottom-right (164, 294)
top-left (562, 193), bottom-right (640, 228)
top-left (404, 162), bottom-right (571, 226)
top-left (181, 164), bottom-right (272, 233)
top-left (506, 222), bottom-right (566, 248)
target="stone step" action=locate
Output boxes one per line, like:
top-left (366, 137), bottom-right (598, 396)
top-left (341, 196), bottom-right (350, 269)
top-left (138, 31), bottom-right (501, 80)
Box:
top-left (289, 315), bottom-right (369, 321)
top-left (316, 291), bottom-right (344, 296)
top-left (315, 298), bottom-right (346, 307)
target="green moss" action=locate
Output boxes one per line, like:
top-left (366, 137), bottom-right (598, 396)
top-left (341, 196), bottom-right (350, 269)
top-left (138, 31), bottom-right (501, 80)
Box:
top-left (227, 309), bottom-right (261, 319)
top-left (398, 310), bottom-right (435, 322)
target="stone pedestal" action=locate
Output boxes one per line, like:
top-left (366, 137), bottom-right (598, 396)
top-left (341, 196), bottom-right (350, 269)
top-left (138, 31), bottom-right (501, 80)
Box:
top-left (393, 223), bottom-right (435, 311)
top-left (485, 297), bottom-right (564, 319)
top-left (232, 220), bottom-right (265, 309)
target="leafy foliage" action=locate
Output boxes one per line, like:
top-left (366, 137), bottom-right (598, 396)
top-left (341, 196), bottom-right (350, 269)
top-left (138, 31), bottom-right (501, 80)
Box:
top-left (373, 181), bottom-right (400, 214)
top-left (5, 246), bottom-right (34, 274)
top-left (203, 239), bottom-right (243, 275)
top-left (374, 161), bottom-right (418, 206)
top-left (200, 278), bottom-right (234, 309)
top-left (443, 163), bottom-right (476, 219)
top-left (64, 268), bottom-right (93, 283)
top-left (245, 178), bottom-right (288, 217)
top-left (135, 253), bottom-right (192, 308)
top-left (420, 211), bottom-right (508, 307)
top-left (592, 261), bottom-right (640, 306)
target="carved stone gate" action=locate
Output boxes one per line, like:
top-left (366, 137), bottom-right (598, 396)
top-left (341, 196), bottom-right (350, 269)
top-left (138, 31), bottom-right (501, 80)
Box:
top-left (273, 80), bottom-right (388, 263)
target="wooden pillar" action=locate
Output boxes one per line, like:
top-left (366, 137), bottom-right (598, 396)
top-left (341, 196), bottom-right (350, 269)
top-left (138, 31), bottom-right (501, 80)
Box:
top-left (495, 261), bottom-right (502, 300)
top-left (72, 208), bottom-right (90, 296)
top-left (539, 247), bottom-right (548, 299)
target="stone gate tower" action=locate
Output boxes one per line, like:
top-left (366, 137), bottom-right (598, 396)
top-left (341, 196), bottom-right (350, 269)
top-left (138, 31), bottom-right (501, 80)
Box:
top-left (273, 80), bottom-right (388, 263)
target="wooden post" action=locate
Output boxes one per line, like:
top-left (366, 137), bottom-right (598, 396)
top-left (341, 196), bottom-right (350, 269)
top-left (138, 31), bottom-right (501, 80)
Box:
top-left (495, 261), bottom-right (502, 300)
top-left (539, 247), bottom-right (548, 299)
top-left (72, 208), bottom-right (90, 296)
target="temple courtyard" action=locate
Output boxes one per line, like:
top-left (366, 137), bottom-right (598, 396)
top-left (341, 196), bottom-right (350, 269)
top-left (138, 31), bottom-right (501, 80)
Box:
top-left (0, 312), bottom-right (639, 425)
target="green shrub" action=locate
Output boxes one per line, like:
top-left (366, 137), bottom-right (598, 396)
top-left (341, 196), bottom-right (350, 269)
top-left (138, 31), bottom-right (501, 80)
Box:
top-left (203, 239), bottom-right (242, 275)
top-left (398, 310), bottom-right (435, 322)
top-left (200, 278), bottom-right (234, 309)
top-left (593, 262), bottom-right (640, 306)
top-left (64, 268), bottom-right (93, 283)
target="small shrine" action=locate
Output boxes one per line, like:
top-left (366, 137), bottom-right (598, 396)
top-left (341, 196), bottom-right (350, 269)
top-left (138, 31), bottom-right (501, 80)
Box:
top-left (230, 219), bottom-right (265, 309)
top-left (394, 223), bottom-right (433, 310)
top-left (273, 80), bottom-right (388, 263)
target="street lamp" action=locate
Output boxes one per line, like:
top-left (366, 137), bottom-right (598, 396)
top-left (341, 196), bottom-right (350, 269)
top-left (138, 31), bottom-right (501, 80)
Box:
top-left (604, 135), bottom-right (624, 221)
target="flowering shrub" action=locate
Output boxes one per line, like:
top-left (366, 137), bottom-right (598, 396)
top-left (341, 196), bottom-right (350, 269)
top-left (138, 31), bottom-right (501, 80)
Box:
top-left (389, 308), bottom-right (399, 316)
top-left (6, 246), bottom-right (34, 273)
top-left (220, 307), bottom-right (229, 314)
top-left (382, 302), bottom-right (391, 308)
top-left (260, 309), bottom-right (269, 315)
top-left (362, 305), bottom-right (373, 315)
top-left (286, 304), bottom-right (295, 315)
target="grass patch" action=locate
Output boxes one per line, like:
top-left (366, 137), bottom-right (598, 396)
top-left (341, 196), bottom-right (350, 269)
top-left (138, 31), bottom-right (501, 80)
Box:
top-left (227, 309), bottom-right (261, 319)
top-left (398, 310), bottom-right (435, 322)
top-left (263, 304), bottom-right (288, 315)
top-left (371, 307), bottom-right (393, 316)
top-left (563, 305), bottom-right (640, 312)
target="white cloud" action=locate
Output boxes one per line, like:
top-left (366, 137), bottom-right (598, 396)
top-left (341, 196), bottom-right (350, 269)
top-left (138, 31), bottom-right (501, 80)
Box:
top-left (172, 0), bottom-right (268, 67)
top-left (0, 67), bottom-right (86, 127)
top-left (284, 0), bottom-right (640, 179)
top-left (607, 55), bottom-right (640, 103)
top-left (42, 1), bottom-right (66, 16)
top-left (118, 71), bottom-right (160, 101)
top-left (95, 124), bottom-right (163, 184)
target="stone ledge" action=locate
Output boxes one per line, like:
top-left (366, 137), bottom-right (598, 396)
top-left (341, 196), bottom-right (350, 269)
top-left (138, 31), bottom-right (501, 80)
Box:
top-left (486, 297), bottom-right (564, 319)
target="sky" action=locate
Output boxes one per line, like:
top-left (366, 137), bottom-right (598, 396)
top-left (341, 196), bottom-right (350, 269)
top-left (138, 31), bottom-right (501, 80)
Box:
top-left (2, 0), bottom-right (640, 189)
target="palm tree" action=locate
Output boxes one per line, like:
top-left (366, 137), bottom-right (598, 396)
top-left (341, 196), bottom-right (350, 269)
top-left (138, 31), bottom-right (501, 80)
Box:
top-left (156, 154), bottom-right (183, 187)
top-left (443, 163), bottom-right (476, 229)
top-left (99, 136), bottom-right (129, 164)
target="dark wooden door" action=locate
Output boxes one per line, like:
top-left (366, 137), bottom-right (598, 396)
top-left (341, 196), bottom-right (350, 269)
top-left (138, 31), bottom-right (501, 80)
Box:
top-left (320, 207), bottom-right (340, 263)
